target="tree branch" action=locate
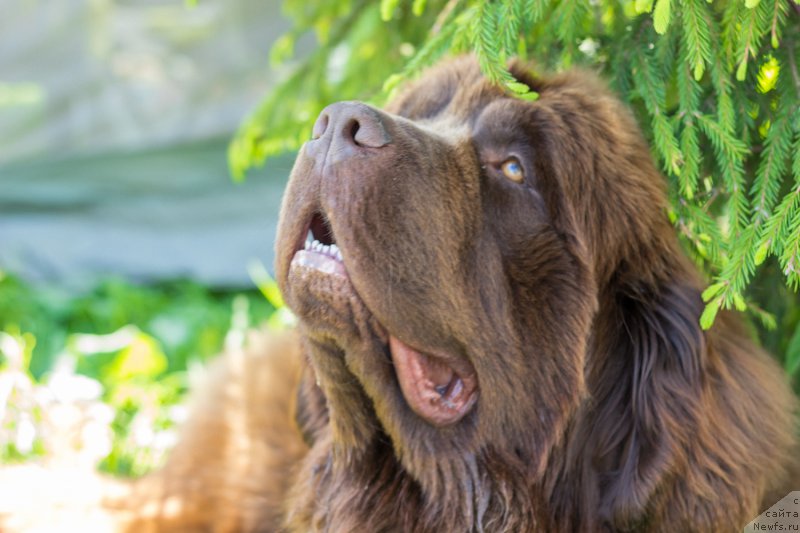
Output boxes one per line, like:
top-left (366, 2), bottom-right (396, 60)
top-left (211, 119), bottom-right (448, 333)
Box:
top-left (432, 0), bottom-right (460, 35)
top-left (787, 38), bottom-right (800, 99)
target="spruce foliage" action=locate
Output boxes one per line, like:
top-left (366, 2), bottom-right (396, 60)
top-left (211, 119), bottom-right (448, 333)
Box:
top-left (229, 1), bottom-right (800, 375)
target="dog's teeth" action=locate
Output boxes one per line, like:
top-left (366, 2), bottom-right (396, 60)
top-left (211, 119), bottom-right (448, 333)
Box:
top-left (307, 239), bottom-right (344, 261)
top-left (327, 243), bottom-right (343, 261)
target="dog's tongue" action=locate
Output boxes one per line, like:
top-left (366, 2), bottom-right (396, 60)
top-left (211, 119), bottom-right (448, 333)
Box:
top-left (389, 336), bottom-right (477, 427)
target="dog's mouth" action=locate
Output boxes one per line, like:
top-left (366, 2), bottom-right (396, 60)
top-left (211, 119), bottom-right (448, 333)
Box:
top-left (389, 336), bottom-right (478, 426)
top-left (288, 212), bottom-right (478, 427)
top-left (290, 212), bottom-right (347, 277)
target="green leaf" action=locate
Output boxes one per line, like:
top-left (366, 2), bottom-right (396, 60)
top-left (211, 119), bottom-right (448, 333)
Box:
top-left (679, 118), bottom-right (700, 197)
top-left (667, 208), bottom-right (677, 224)
top-left (696, 241), bottom-right (708, 258)
top-left (714, 227), bottom-right (759, 310)
top-left (516, 90), bottom-right (540, 101)
top-left (269, 34), bottom-right (296, 68)
top-left (653, 0), bottom-right (671, 34)
top-left (551, 0), bottom-right (590, 49)
top-left (498, 0), bottom-right (522, 55)
top-left (383, 73), bottom-right (405, 93)
top-left (701, 282), bottom-right (725, 301)
top-left (694, 113), bottom-right (748, 232)
top-left (747, 304), bottom-right (777, 330)
top-left (700, 298), bottom-right (721, 330)
top-left (633, 50), bottom-right (682, 176)
top-left (693, 62), bottom-right (703, 81)
top-left (506, 81), bottom-right (531, 94)
top-left (732, 293), bottom-right (747, 311)
top-left (754, 241), bottom-right (770, 265)
top-left (380, 0), bottom-right (400, 21)
top-left (736, 59), bottom-right (748, 81)
top-left (785, 322), bottom-right (800, 376)
top-left (412, 0), bottom-right (427, 16)
top-left (736, 0), bottom-right (770, 84)
top-left (680, 0), bottom-right (712, 82)
top-left (751, 82), bottom-right (791, 223)
top-left (653, 112), bottom-right (683, 176)
top-left (745, 0), bottom-right (760, 8)
top-left (248, 260), bottom-right (285, 309)
top-left (382, 5), bottom-right (461, 96)
top-left (267, 307), bottom-right (297, 330)
top-left (471, 2), bottom-right (519, 87)
top-left (635, 0), bottom-right (655, 13)
top-left (106, 331), bottom-right (167, 381)
top-left (766, 1), bottom-right (789, 52)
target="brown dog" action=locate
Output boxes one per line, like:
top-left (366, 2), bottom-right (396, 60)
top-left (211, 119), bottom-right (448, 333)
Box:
top-left (4, 56), bottom-right (797, 532)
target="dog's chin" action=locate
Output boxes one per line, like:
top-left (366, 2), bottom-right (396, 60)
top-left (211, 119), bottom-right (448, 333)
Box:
top-left (287, 251), bottom-right (353, 324)
top-left (283, 249), bottom-right (352, 330)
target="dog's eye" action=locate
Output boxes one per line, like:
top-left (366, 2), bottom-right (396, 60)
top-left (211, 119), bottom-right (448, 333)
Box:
top-left (500, 157), bottom-right (524, 183)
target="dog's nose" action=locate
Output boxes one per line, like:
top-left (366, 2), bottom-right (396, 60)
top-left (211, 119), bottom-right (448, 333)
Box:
top-left (308, 102), bottom-right (391, 164)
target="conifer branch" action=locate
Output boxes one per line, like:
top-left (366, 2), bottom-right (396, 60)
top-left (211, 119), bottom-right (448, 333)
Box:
top-left (736, 1), bottom-right (769, 80)
top-left (679, 0), bottom-right (712, 80)
top-left (432, 0), bottom-right (461, 35)
top-left (695, 113), bottom-right (748, 233)
top-left (787, 37), bottom-right (800, 97)
top-left (769, 0), bottom-right (788, 49)
top-left (633, 50), bottom-right (683, 176)
top-left (754, 131), bottom-right (800, 268)
top-left (231, 0), bottom-right (800, 328)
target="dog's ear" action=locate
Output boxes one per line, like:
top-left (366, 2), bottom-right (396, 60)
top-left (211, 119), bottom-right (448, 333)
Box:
top-left (293, 364), bottom-right (329, 446)
top-left (567, 269), bottom-right (706, 526)
top-left (517, 66), bottom-right (672, 287)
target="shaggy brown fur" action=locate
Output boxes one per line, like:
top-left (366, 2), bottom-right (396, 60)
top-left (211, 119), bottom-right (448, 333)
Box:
top-left (3, 56), bottom-right (798, 532)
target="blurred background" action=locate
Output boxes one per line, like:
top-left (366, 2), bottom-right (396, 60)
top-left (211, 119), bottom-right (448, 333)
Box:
top-left (0, 0), bottom-right (301, 477)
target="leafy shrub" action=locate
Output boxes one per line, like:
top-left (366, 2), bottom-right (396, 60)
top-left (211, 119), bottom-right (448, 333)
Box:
top-left (0, 271), bottom-right (283, 476)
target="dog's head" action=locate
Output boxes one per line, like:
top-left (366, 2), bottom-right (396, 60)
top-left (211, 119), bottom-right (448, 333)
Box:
top-left (275, 56), bottom-right (695, 525)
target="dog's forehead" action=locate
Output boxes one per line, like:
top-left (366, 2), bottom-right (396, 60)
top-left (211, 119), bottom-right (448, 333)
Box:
top-left (387, 58), bottom-right (507, 127)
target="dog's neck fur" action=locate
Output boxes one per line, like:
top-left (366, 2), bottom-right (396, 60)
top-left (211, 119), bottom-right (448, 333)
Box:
top-left (285, 424), bottom-right (541, 532)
